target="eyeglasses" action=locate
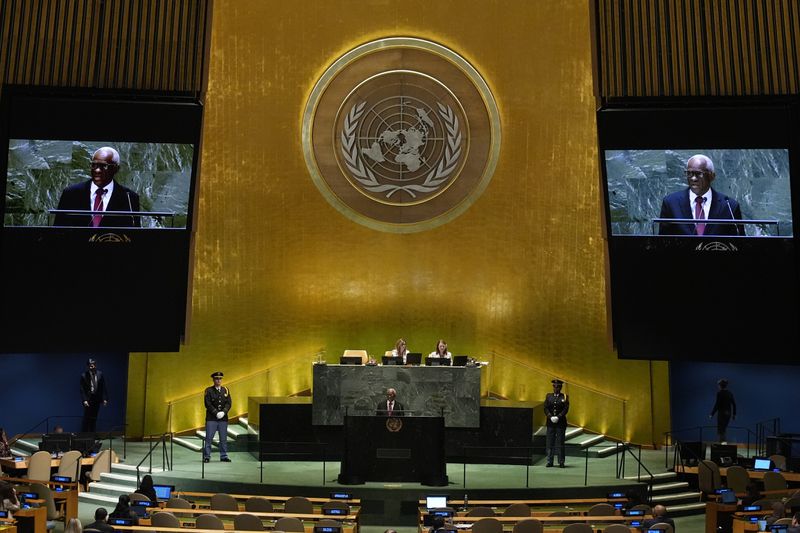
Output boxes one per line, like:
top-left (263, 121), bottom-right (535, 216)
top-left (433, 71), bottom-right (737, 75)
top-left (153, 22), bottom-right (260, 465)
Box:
top-left (684, 170), bottom-right (710, 179)
top-left (91, 162), bottom-right (118, 170)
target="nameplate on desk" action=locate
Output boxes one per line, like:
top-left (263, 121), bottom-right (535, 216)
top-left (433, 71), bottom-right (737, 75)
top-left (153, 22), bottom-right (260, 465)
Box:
top-left (0, 511), bottom-right (8, 518)
top-left (608, 491), bottom-right (624, 498)
top-left (323, 508), bottom-right (347, 515)
top-left (314, 527), bottom-right (341, 533)
top-left (742, 505), bottom-right (761, 511)
top-left (14, 457), bottom-right (23, 462)
top-left (629, 520), bottom-right (642, 527)
top-left (625, 510), bottom-right (645, 516)
top-left (110, 518), bottom-right (133, 526)
top-left (330, 492), bottom-right (352, 500)
top-left (51, 475), bottom-right (71, 483)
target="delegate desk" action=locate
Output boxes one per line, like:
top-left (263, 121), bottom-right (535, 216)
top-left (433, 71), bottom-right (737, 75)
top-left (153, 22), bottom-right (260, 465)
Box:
top-left (150, 509), bottom-right (358, 533)
top-left (312, 364), bottom-right (481, 428)
top-left (339, 415), bottom-right (447, 486)
top-left (0, 456), bottom-right (94, 473)
top-left (676, 465), bottom-right (800, 483)
top-left (13, 507), bottom-right (46, 533)
top-left (417, 515), bottom-right (652, 533)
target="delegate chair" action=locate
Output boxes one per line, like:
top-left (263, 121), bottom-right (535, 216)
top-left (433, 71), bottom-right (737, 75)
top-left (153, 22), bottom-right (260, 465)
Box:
top-left (602, 526), bottom-right (631, 533)
top-left (775, 518), bottom-right (793, 526)
top-left (630, 504), bottom-right (652, 515)
top-left (588, 503), bottom-right (616, 516)
top-left (244, 497), bottom-right (274, 512)
top-left (511, 518), bottom-right (543, 533)
top-left (698, 460), bottom-right (722, 496)
top-left (284, 496), bottom-right (314, 514)
top-left (27, 451), bottom-right (52, 482)
top-left (472, 518), bottom-right (503, 533)
top-left (548, 510), bottom-right (569, 517)
top-left (726, 465), bottom-right (750, 494)
top-left (56, 450), bottom-right (82, 481)
top-left (275, 517), bottom-right (305, 532)
top-left (85, 449), bottom-right (113, 484)
top-left (763, 471), bottom-right (788, 492)
top-left (129, 493), bottom-right (151, 503)
top-left (562, 525), bottom-right (593, 533)
top-left (770, 454), bottom-right (787, 471)
top-left (502, 503), bottom-right (531, 517)
top-left (195, 514), bottom-right (225, 530)
top-left (211, 493), bottom-right (239, 511)
top-left (752, 498), bottom-right (776, 508)
top-left (30, 482), bottom-right (62, 529)
top-left (166, 497), bottom-right (192, 519)
top-left (152, 512), bottom-right (181, 529)
top-left (342, 350), bottom-right (369, 364)
top-left (466, 507), bottom-right (495, 517)
top-left (233, 513), bottom-right (264, 531)
top-left (322, 500), bottom-right (350, 514)
top-left (317, 520), bottom-right (343, 528)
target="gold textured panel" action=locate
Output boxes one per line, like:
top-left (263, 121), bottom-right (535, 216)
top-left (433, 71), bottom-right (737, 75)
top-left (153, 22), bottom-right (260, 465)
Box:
top-left (127, 0), bottom-right (670, 444)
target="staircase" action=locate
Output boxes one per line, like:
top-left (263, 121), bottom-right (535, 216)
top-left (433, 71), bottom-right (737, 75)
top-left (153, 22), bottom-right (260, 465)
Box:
top-left (533, 426), bottom-right (624, 458)
top-left (172, 417), bottom-right (256, 453)
top-left (79, 462), bottom-right (166, 506)
top-left (624, 471), bottom-right (705, 518)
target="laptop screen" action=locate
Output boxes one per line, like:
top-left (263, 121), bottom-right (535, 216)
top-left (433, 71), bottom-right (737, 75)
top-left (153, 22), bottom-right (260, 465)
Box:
top-left (719, 489), bottom-right (737, 504)
top-left (426, 495), bottom-right (447, 509)
top-left (754, 457), bottom-right (772, 470)
top-left (153, 484), bottom-right (174, 500)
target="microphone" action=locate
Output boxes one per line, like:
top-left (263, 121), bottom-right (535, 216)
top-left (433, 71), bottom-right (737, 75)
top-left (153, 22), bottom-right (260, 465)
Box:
top-left (126, 192), bottom-right (135, 226)
top-left (726, 199), bottom-right (742, 236)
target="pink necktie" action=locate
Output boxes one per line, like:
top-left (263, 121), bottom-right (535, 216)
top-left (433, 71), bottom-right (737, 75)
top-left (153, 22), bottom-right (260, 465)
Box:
top-left (92, 189), bottom-right (106, 227)
top-left (388, 401), bottom-right (393, 416)
top-left (694, 196), bottom-right (705, 236)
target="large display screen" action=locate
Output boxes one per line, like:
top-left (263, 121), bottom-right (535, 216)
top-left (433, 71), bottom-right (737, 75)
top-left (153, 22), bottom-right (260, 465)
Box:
top-left (5, 140), bottom-right (193, 228)
top-left (605, 148), bottom-right (792, 237)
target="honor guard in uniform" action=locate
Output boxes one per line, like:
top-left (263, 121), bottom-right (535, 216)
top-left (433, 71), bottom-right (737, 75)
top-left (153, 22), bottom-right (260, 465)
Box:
top-left (203, 372), bottom-right (232, 463)
top-left (544, 378), bottom-right (569, 468)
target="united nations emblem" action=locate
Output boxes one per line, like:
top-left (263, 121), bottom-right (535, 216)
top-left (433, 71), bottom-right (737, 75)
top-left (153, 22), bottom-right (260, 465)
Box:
top-left (303, 38), bottom-right (500, 233)
top-left (386, 417), bottom-right (403, 433)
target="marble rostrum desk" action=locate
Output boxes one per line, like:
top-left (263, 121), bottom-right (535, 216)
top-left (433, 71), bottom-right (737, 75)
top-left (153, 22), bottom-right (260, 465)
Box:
top-left (312, 364), bottom-right (481, 428)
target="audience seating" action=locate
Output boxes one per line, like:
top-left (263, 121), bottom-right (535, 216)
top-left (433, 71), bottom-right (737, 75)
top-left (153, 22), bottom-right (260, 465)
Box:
top-left (129, 493), bottom-right (152, 503)
top-left (274, 517), bottom-right (305, 532)
top-left (195, 514), bottom-right (225, 530)
top-left (27, 451), bottom-right (52, 482)
top-left (151, 511), bottom-right (181, 529)
top-left (56, 450), bottom-right (82, 482)
top-left (233, 513), bottom-right (264, 531)
top-left (85, 449), bottom-right (113, 484)
top-left (321, 501), bottom-right (349, 513)
top-left (317, 519), bottom-right (343, 527)
top-left (210, 493), bottom-right (239, 511)
top-left (587, 503), bottom-right (615, 516)
top-left (763, 471), bottom-right (788, 492)
top-left (510, 518), bottom-right (543, 533)
top-left (471, 518), bottom-right (503, 533)
top-left (502, 503), bottom-right (531, 517)
top-left (725, 465), bottom-right (750, 494)
top-left (244, 497), bottom-right (274, 513)
top-left (769, 454), bottom-right (787, 471)
top-left (30, 481), bottom-right (63, 528)
top-left (284, 496), bottom-right (314, 514)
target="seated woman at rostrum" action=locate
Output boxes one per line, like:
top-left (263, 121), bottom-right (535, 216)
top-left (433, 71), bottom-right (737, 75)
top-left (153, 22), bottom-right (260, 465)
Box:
top-left (391, 338), bottom-right (410, 363)
top-left (428, 339), bottom-right (452, 359)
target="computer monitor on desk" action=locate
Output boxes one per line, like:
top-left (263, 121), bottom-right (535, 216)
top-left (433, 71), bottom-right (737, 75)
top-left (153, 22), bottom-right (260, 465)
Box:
top-left (452, 355), bottom-right (469, 366)
top-left (39, 433), bottom-right (71, 454)
top-left (753, 457), bottom-right (773, 470)
top-left (153, 484), bottom-right (175, 501)
top-left (425, 357), bottom-right (451, 366)
top-left (339, 356), bottom-right (363, 365)
top-left (406, 352), bottom-right (422, 365)
top-left (382, 356), bottom-right (403, 365)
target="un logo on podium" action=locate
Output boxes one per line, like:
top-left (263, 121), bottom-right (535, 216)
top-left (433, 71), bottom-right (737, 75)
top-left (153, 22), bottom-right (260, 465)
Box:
top-left (303, 38), bottom-right (500, 233)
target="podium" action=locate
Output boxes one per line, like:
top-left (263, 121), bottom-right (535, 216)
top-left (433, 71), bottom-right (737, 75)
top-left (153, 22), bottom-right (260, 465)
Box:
top-left (338, 415), bottom-right (448, 486)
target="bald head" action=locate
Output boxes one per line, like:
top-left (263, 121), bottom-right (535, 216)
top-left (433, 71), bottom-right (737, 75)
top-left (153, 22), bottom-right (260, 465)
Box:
top-left (653, 504), bottom-right (667, 517)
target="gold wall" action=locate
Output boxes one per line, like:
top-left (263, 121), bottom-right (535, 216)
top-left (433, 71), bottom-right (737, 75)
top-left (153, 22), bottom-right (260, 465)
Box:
top-left (127, 0), bottom-right (671, 444)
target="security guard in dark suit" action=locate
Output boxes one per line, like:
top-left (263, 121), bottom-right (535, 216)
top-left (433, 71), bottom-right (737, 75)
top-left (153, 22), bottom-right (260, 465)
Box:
top-left (544, 378), bottom-right (569, 468)
top-left (203, 371), bottom-right (232, 463)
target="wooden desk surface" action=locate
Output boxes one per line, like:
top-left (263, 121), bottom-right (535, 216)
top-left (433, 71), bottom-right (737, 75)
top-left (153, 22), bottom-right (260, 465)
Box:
top-left (448, 515), bottom-right (649, 523)
top-left (177, 491), bottom-right (360, 505)
top-left (13, 506), bottom-right (46, 533)
top-left (417, 498), bottom-right (627, 506)
top-left (675, 465), bottom-right (800, 482)
top-left (0, 456), bottom-right (94, 470)
top-left (115, 523), bottom-right (357, 533)
top-left (156, 508), bottom-right (359, 521)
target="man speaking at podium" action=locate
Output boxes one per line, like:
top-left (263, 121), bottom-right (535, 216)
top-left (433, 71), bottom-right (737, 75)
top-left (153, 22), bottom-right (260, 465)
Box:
top-left (376, 388), bottom-right (404, 416)
top-left (54, 147), bottom-right (141, 228)
top-left (659, 154), bottom-right (743, 236)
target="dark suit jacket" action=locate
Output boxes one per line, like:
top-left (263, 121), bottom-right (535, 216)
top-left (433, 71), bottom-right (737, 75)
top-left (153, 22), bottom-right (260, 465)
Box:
top-left (376, 400), bottom-right (405, 416)
top-left (80, 370), bottom-right (109, 405)
top-left (544, 393), bottom-right (569, 428)
top-left (659, 188), bottom-right (743, 236)
top-left (642, 516), bottom-right (676, 531)
top-left (54, 179), bottom-right (141, 227)
top-left (84, 521), bottom-right (115, 533)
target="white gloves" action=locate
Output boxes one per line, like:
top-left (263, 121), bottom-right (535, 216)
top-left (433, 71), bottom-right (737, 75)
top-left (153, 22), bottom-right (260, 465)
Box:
top-left (550, 416), bottom-right (559, 423)
top-left (216, 411), bottom-right (224, 419)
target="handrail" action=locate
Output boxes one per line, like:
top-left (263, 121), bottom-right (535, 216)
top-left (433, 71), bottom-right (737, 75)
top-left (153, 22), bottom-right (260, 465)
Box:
top-left (663, 424), bottom-right (760, 468)
top-left (165, 350), bottom-right (325, 434)
top-left (136, 432), bottom-right (173, 485)
top-left (616, 442), bottom-right (655, 503)
top-left (8, 415), bottom-right (124, 448)
top-left (485, 351), bottom-right (627, 440)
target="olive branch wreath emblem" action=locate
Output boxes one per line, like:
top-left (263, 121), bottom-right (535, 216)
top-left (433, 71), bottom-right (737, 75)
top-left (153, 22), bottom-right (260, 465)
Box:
top-left (341, 101), bottom-right (462, 199)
